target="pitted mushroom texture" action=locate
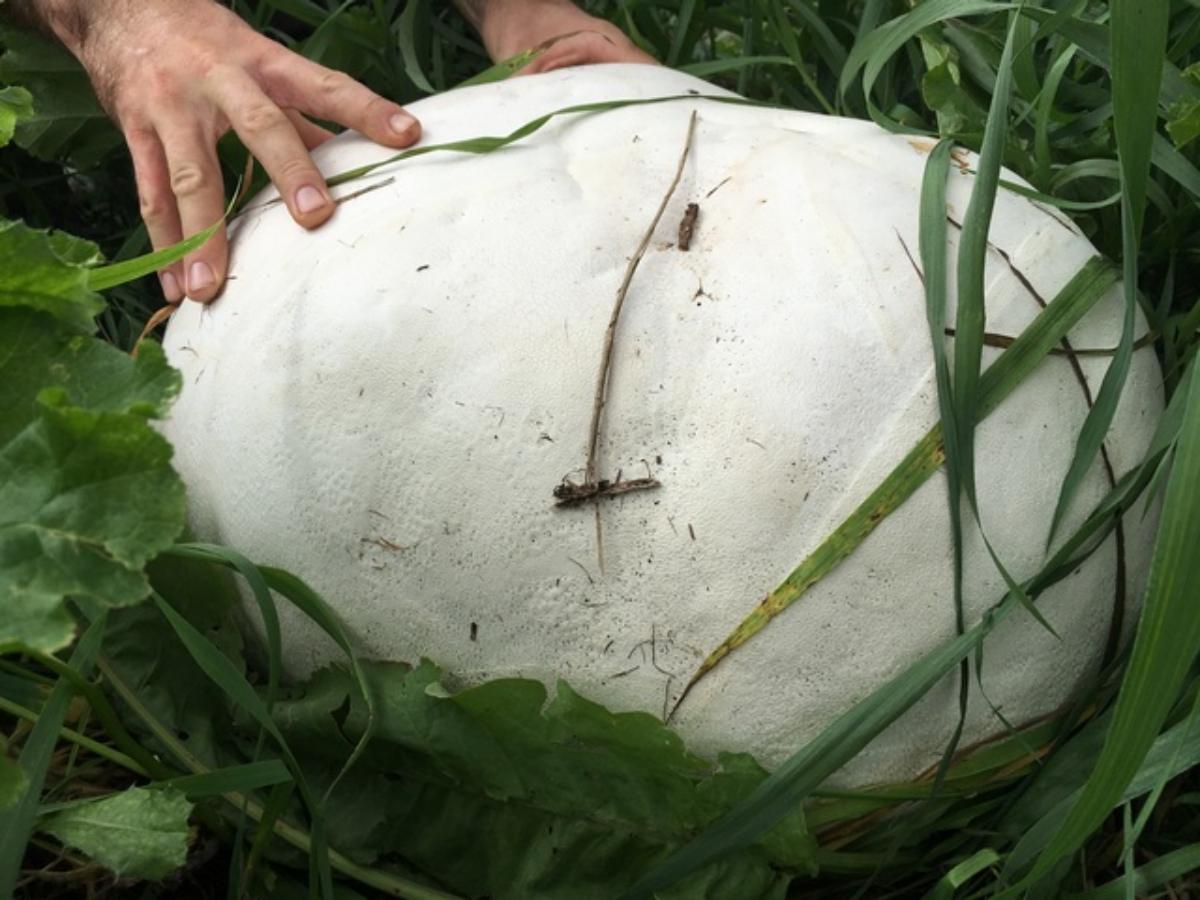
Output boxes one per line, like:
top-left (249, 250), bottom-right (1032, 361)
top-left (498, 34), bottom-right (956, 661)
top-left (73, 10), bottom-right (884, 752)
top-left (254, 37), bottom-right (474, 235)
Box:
top-left (161, 64), bottom-right (1163, 786)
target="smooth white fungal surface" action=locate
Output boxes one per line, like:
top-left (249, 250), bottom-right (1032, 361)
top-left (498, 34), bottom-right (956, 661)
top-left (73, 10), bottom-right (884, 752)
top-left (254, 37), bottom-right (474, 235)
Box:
top-left (161, 65), bottom-right (1162, 785)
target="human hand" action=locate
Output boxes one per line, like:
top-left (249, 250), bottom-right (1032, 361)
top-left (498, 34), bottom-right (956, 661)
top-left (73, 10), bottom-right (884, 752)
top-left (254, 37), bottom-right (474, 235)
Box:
top-left (472, 0), bottom-right (658, 73)
top-left (56, 0), bottom-right (422, 303)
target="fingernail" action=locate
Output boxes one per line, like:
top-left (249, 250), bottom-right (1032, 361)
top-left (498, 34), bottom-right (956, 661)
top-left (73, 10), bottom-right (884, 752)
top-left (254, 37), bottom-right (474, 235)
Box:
top-left (160, 270), bottom-right (182, 301)
top-left (295, 185), bottom-right (327, 214)
top-left (188, 261), bottom-right (215, 294)
top-left (390, 112), bottom-right (417, 136)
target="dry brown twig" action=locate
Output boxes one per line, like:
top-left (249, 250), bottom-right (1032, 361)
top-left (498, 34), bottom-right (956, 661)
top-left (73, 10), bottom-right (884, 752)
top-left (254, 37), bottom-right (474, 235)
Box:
top-left (553, 110), bottom-right (699, 570)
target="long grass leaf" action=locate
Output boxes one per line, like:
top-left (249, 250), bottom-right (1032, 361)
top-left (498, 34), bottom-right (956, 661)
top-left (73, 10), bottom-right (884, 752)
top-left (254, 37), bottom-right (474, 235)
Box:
top-left (1045, 0), bottom-right (1168, 545)
top-left (149, 592), bottom-right (334, 900)
top-left (1064, 842), bottom-right (1200, 900)
top-left (85, 222), bottom-right (221, 292)
top-left (924, 848), bottom-right (1002, 900)
top-left (1017, 350), bottom-right (1200, 887)
top-left (169, 543), bottom-right (378, 801)
top-left (0, 613), bottom-right (106, 899)
top-left (1003, 674), bottom-right (1200, 881)
top-left (395, 0), bottom-right (434, 93)
top-left (154, 760), bottom-right (293, 799)
top-left (953, 12), bottom-right (1019, 506)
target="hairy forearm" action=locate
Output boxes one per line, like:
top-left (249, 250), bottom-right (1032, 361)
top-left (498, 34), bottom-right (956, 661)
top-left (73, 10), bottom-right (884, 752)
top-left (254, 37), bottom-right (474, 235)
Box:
top-left (7, 0), bottom-right (96, 54)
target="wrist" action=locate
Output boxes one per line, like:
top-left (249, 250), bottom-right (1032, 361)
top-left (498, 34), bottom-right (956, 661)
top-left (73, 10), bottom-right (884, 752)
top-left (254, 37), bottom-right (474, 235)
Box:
top-left (475, 0), bottom-right (580, 61)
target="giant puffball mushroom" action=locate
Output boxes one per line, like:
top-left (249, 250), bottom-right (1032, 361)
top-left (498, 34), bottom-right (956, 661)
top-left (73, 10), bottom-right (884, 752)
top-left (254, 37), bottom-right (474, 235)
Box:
top-left (161, 64), bottom-right (1162, 785)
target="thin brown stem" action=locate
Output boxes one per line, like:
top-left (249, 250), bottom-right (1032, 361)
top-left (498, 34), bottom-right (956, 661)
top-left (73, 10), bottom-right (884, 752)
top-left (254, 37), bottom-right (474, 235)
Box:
top-left (585, 109), bottom-right (698, 485)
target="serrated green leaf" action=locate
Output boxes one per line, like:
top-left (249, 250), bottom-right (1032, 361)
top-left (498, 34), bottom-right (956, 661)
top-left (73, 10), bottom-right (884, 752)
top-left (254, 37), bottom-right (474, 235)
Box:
top-left (1166, 98), bottom-right (1200, 149)
top-left (0, 309), bottom-right (180, 446)
top-left (0, 24), bottom-right (122, 166)
top-left (0, 84), bottom-right (33, 147)
top-left (921, 57), bottom-right (984, 135)
top-left (0, 395), bottom-right (185, 653)
top-left (264, 660), bottom-right (807, 899)
top-left (0, 219), bottom-right (104, 333)
top-left (39, 787), bottom-right (192, 880)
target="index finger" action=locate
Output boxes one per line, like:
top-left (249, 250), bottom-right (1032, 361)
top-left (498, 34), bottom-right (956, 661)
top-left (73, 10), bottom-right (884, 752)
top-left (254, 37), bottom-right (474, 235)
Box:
top-left (261, 56), bottom-right (421, 149)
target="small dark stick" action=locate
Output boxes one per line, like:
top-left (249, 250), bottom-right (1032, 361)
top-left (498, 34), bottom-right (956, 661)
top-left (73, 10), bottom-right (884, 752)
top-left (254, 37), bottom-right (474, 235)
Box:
top-left (677, 203), bottom-right (700, 251)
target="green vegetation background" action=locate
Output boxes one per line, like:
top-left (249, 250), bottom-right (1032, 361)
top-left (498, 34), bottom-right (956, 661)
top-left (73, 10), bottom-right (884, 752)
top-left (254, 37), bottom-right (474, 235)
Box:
top-left (1, 1), bottom-right (1199, 899)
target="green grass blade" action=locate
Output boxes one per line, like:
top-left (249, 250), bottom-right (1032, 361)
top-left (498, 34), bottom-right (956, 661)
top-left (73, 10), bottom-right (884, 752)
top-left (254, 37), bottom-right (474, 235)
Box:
top-left (149, 592), bottom-right (334, 900)
top-left (168, 543), bottom-right (281, 708)
top-left (1017, 351), bottom-right (1200, 888)
top-left (456, 47), bottom-right (541, 87)
top-left (257, 565), bottom-right (378, 799)
top-left (680, 55), bottom-right (795, 77)
top-left (949, 13), bottom-right (1056, 637)
top-left (85, 221), bottom-right (222, 292)
top-left (953, 12), bottom-right (1019, 506)
top-left (924, 848), bottom-right (1002, 900)
top-left (154, 760), bottom-right (293, 798)
top-left (395, 0), bottom-right (434, 94)
top-left (169, 543), bottom-right (378, 802)
top-left (1034, 46), bottom-right (1078, 185)
top-left (666, 0), bottom-right (699, 67)
top-left (1003, 675), bottom-right (1200, 881)
top-left (1064, 842), bottom-right (1200, 900)
top-left (1045, 0), bottom-right (1168, 546)
top-left (1151, 132), bottom-right (1200, 202)
top-left (918, 136), bottom-right (972, 773)
top-left (767, 0), bottom-right (836, 113)
top-left (0, 613), bottom-right (106, 899)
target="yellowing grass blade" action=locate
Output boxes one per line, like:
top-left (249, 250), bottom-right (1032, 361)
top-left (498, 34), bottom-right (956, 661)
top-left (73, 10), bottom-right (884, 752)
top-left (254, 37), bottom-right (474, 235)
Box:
top-left (677, 257), bottom-right (1118, 703)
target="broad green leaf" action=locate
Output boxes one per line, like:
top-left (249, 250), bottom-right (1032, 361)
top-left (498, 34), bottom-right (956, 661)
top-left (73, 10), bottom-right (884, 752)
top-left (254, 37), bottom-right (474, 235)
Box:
top-left (0, 392), bottom-right (185, 653)
top-left (0, 24), bottom-right (122, 166)
top-left (0, 309), bottom-right (180, 446)
top-left (921, 55), bottom-right (984, 135)
top-left (0, 84), bottom-right (33, 147)
top-left (267, 660), bottom-right (808, 899)
top-left (839, 0), bottom-right (1013, 128)
top-left (1019, 352), bottom-right (1200, 887)
top-left (1166, 63), bottom-right (1200, 149)
top-left (0, 219), bottom-right (103, 333)
top-left (39, 787), bottom-right (192, 879)
top-left (0, 753), bottom-right (26, 812)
